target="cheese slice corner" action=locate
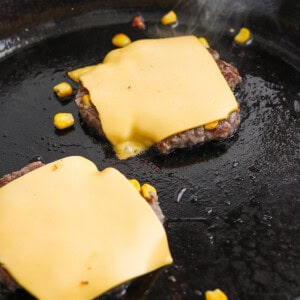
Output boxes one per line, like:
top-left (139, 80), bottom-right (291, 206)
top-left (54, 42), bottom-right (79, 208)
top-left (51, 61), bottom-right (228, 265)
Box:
top-left (0, 156), bottom-right (172, 300)
top-left (80, 35), bottom-right (239, 159)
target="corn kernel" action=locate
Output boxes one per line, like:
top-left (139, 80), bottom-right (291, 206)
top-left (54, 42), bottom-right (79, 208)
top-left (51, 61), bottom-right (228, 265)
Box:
top-left (53, 113), bottom-right (75, 130)
top-left (204, 120), bottom-right (219, 130)
top-left (53, 82), bottom-right (73, 98)
top-left (82, 94), bottom-right (91, 107)
top-left (205, 289), bottom-right (228, 300)
top-left (234, 27), bottom-right (251, 44)
top-left (161, 10), bottom-right (177, 25)
top-left (198, 37), bottom-right (210, 48)
top-left (129, 179), bottom-right (141, 192)
top-left (68, 66), bottom-right (95, 83)
top-left (141, 183), bottom-right (157, 202)
top-left (112, 33), bottom-right (131, 48)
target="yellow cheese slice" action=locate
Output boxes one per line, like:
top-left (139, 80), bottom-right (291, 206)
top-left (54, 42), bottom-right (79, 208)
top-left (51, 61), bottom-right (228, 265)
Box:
top-left (80, 35), bottom-right (239, 159)
top-left (0, 156), bottom-right (172, 300)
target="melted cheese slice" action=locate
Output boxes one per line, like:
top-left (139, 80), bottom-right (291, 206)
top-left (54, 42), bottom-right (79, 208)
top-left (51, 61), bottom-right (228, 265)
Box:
top-left (0, 156), bottom-right (172, 300)
top-left (80, 35), bottom-right (239, 159)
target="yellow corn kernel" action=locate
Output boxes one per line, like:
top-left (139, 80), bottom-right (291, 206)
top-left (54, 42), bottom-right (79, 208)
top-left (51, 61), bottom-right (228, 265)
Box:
top-left (129, 179), bottom-right (141, 192)
top-left (53, 113), bottom-right (75, 130)
top-left (234, 27), bottom-right (251, 44)
top-left (204, 120), bottom-right (219, 130)
top-left (198, 37), bottom-right (210, 48)
top-left (205, 289), bottom-right (228, 300)
top-left (112, 33), bottom-right (131, 48)
top-left (82, 94), bottom-right (91, 107)
top-left (141, 183), bottom-right (157, 202)
top-left (67, 66), bottom-right (95, 83)
top-left (53, 82), bottom-right (73, 98)
top-left (161, 10), bottom-right (177, 25)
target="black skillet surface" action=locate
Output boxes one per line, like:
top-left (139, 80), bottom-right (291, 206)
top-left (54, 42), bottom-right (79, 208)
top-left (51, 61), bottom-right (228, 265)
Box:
top-left (0, 4), bottom-right (300, 300)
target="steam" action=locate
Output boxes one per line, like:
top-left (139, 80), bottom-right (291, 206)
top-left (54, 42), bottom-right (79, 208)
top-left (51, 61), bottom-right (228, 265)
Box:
top-left (150, 0), bottom-right (282, 39)
top-left (181, 0), bottom-right (281, 16)
top-left (182, 0), bottom-right (282, 34)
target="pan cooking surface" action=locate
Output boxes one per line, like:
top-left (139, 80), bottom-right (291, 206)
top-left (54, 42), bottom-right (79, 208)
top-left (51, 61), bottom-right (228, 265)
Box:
top-left (0, 10), bottom-right (299, 300)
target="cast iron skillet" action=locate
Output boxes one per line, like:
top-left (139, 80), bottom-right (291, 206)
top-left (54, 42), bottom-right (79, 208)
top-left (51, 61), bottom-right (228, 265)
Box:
top-left (0, 0), bottom-right (299, 299)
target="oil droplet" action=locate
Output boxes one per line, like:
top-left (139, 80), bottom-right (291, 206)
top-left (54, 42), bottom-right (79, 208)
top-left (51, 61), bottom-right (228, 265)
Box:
top-left (171, 21), bottom-right (179, 28)
top-left (294, 100), bottom-right (300, 113)
top-left (191, 196), bottom-right (198, 203)
top-left (206, 207), bottom-right (213, 214)
top-left (175, 187), bottom-right (187, 203)
top-left (207, 233), bottom-right (214, 245)
top-left (262, 214), bottom-right (273, 227)
top-left (29, 156), bottom-right (43, 163)
top-left (232, 161), bottom-right (239, 168)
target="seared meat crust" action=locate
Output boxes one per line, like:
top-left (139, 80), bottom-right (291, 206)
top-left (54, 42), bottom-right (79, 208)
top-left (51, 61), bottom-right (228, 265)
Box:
top-left (156, 110), bottom-right (240, 153)
top-left (215, 58), bottom-right (242, 91)
top-left (75, 85), bottom-right (104, 136)
top-left (0, 161), bottom-right (43, 188)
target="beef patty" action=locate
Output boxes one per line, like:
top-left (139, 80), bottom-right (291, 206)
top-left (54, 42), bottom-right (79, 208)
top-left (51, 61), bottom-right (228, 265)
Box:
top-left (75, 47), bottom-right (242, 154)
top-left (0, 161), bottom-right (165, 291)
